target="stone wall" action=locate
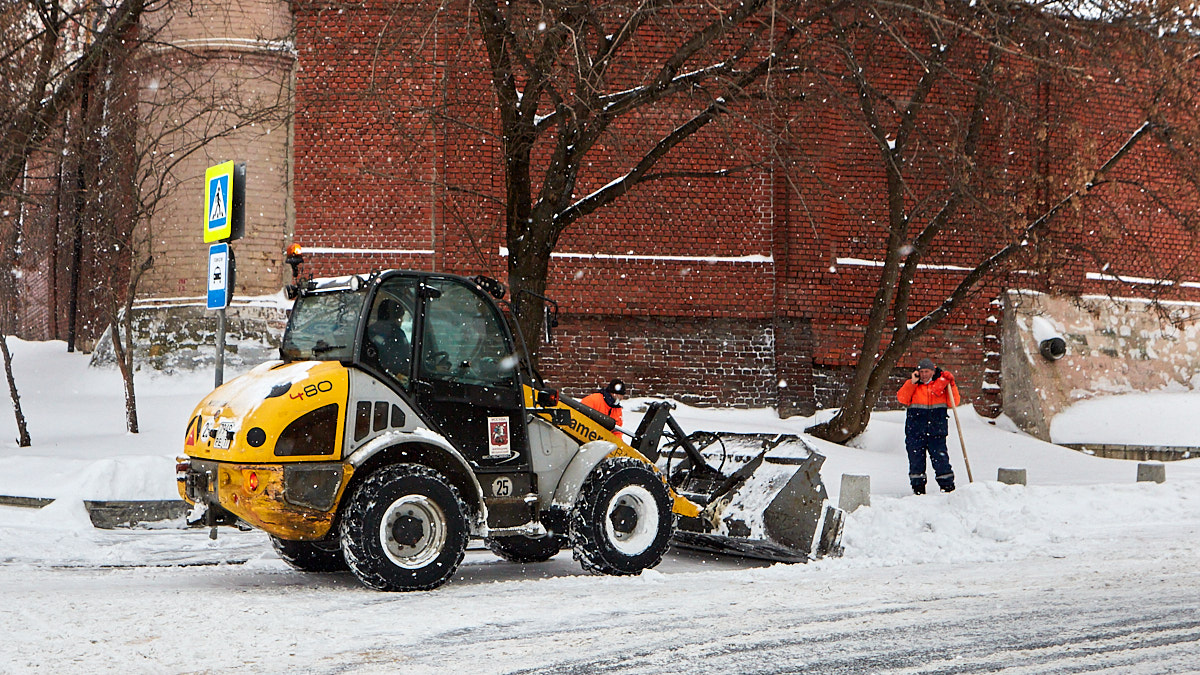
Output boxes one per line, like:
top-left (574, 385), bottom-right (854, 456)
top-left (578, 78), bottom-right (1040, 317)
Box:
top-left (1002, 291), bottom-right (1200, 440)
top-left (90, 300), bottom-right (290, 374)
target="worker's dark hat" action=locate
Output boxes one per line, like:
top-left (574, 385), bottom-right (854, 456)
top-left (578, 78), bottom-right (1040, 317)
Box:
top-left (917, 358), bottom-right (936, 370)
top-left (607, 379), bottom-right (626, 395)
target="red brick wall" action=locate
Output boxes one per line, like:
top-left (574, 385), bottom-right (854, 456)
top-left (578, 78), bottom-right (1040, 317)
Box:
top-left (5, 3), bottom-right (1198, 420)
top-left (286, 2), bottom-right (1200, 414)
top-left (541, 316), bottom-right (780, 409)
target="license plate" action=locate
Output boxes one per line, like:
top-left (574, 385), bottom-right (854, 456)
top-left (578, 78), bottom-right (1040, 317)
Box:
top-left (214, 421), bottom-right (235, 449)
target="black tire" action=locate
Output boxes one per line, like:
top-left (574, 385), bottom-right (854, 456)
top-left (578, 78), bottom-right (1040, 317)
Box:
top-left (485, 534), bottom-right (563, 563)
top-left (269, 535), bottom-right (349, 573)
top-left (569, 457), bottom-right (675, 576)
top-left (339, 464), bottom-right (469, 591)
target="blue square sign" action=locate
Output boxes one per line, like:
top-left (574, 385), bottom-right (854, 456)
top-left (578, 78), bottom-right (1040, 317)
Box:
top-left (207, 243), bottom-right (231, 310)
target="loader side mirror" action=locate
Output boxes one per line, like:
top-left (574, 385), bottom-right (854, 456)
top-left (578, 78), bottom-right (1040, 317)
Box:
top-left (543, 304), bottom-right (559, 343)
top-left (536, 388), bottom-right (559, 407)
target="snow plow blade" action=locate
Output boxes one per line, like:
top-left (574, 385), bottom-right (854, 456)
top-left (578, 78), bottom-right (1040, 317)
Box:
top-left (670, 434), bottom-right (844, 562)
top-left (633, 404), bottom-right (844, 563)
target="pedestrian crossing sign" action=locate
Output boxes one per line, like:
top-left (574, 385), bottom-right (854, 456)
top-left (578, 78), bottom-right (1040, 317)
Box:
top-left (204, 161), bottom-right (233, 242)
top-left (203, 161), bottom-right (245, 242)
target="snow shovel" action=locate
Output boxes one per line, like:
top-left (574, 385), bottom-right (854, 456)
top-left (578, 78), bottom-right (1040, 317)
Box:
top-left (949, 390), bottom-right (974, 483)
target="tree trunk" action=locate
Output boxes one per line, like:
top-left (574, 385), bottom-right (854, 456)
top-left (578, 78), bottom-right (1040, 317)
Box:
top-left (110, 256), bottom-right (153, 435)
top-left (808, 346), bottom-right (907, 443)
top-left (111, 322), bottom-right (139, 435)
top-left (0, 335), bottom-right (32, 447)
top-left (506, 225), bottom-right (554, 371)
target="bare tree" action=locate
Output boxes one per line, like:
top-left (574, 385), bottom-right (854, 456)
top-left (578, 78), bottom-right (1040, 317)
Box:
top-left (2, 0), bottom-right (290, 433)
top-left (443, 0), bottom-right (833, 366)
top-left (0, 221), bottom-right (32, 446)
top-left (78, 7), bottom-right (292, 433)
top-left (802, 1), bottom-right (1200, 442)
top-left (1, 0), bottom-right (150, 201)
top-left (1, 0), bottom-right (151, 441)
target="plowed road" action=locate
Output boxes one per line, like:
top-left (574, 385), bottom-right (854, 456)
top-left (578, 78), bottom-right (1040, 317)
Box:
top-left (1, 520), bottom-right (1197, 674)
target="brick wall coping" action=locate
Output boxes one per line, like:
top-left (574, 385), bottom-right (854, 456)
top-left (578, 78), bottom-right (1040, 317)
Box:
top-left (305, 247), bottom-right (436, 255)
top-left (1017, 287), bottom-right (1200, 309)
top-left (500, 247), bottom-right (773, 263)
top-left (836, 257), bottom-right (976, 272)
top-left (144, 38), bottom-right (296, 55)
top-left (1084, 272), bottom-right (1200, 291)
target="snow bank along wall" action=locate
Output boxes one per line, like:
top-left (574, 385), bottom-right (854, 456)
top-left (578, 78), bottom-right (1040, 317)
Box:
top-left (7, 2), bottom-right (1200, 423)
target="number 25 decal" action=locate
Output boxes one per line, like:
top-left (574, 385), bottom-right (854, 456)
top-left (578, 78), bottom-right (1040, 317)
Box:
top-left (492, 477), bottom-right (513, 497)
top-left (290, 380), bottom-right (333, 400)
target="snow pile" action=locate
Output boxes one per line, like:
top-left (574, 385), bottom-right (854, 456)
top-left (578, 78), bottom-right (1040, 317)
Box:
top-left (0, 498), bottom-right (266, 567)
top-left (1051, 391), bottom-right (1200, 448)
top-left (842, 480), bottom-right (1197, 565)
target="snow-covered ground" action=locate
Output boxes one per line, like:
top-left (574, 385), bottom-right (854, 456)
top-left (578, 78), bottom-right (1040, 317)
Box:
top-left (2, 338), bottom-right (1199, 673)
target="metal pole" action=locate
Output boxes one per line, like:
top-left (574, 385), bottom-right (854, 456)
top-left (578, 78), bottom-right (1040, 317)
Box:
top-left (215, 307), bottom-right (226, 387)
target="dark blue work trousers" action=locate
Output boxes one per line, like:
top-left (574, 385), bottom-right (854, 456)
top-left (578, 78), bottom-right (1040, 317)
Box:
top-left (905, 407), bottom-right (955, 491)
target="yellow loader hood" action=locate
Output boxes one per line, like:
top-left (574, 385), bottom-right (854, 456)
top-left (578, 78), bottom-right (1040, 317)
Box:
top-left (183, 360), bottom-right (349, 462)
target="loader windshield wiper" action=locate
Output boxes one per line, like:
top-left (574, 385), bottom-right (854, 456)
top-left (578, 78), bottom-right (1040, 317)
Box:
top-left (280, 288), bottom-right (366, 362)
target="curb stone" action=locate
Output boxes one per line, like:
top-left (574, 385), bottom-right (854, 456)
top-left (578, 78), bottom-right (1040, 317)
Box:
top-left (0, 495), bottom-right (189, 529)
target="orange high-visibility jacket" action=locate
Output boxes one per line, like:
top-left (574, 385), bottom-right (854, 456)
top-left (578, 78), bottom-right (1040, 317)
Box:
top-left (897, 373), bottom-right (961, 409)
top-left (580, 391), bottom-right (623, 428)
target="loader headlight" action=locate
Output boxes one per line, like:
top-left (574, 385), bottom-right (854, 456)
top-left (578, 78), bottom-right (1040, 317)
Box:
top-left (246, 427), bottom-right (267, 447)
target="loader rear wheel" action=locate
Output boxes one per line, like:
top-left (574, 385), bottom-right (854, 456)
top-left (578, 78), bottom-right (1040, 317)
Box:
top-left (570, 457), bottom-right (675, 576)
top-left (340, 464), bottom-right (469, 591)
top-left (270, 535), bottom-right (348, 573)
top-left (485, 534), bottom-right (563, 563)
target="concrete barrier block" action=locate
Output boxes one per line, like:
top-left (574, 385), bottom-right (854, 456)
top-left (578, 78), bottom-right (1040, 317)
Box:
top-left (839, 474), bottom-right (871, 512)
top-left (997, 468), bottom-right (1027, 486)
top-left (1137, 462), bottom-right (1166, 484)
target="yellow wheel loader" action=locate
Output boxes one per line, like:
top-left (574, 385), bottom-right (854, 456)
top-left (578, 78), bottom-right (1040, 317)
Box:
top-left (177, 258), bottom-right (843, 591)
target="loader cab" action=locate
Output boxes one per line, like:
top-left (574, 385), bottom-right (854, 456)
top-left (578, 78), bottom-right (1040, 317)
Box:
top-left (281, 271), bottom-right (530, 471)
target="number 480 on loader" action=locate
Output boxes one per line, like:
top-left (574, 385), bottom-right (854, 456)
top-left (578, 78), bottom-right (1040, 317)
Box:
top-left (178, 249), bottom-right (843, 591)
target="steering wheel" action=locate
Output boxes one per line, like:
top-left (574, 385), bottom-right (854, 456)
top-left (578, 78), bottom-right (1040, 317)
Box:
top-left (431, 351), bottom-right (452, 373)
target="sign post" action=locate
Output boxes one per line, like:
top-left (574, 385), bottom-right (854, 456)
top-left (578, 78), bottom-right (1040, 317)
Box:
top-left (204, 162), bottom-right (245, 387)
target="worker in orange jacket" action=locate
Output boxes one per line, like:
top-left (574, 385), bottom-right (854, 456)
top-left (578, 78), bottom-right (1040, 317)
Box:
top-left (581, 379), bottom-right (626, 429)
top-left (897, 358), bottom-right (960, 495)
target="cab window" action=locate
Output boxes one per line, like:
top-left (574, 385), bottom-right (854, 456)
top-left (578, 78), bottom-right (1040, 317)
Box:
top-left (363, 278), bottom-right (418, 387)
top-left (420, 279), bottom-right (516, 388)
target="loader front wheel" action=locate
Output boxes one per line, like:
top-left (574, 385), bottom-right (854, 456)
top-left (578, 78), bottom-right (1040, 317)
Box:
top-left (270, 535), bottom-right (348, 573)
top-left (485, 534), bottom-right (563, 563)
top-left (340, 464), bottom-right (469, 591)
top-left (570, 458), bottom-right (674, 576)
